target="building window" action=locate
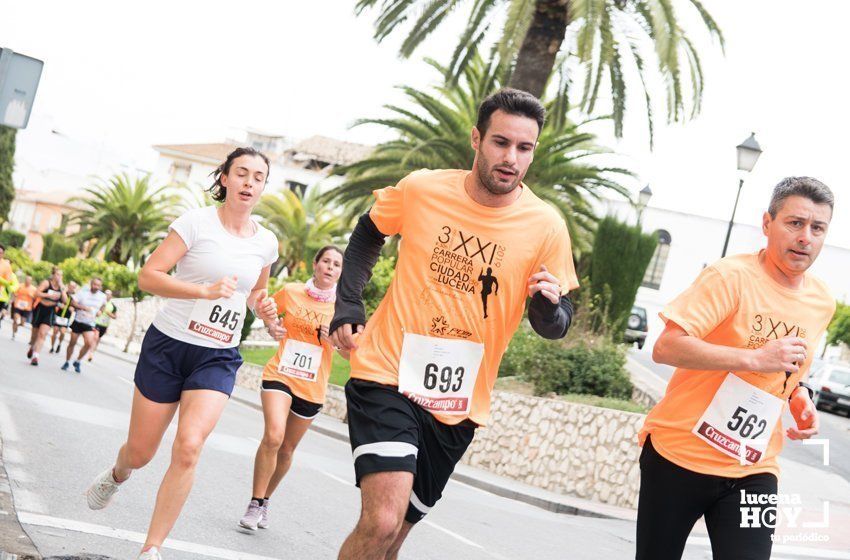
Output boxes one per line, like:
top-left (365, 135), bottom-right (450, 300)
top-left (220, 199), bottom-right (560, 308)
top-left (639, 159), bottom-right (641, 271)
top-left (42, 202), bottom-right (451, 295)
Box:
top-left (642, 229), bottom-right (671, 290)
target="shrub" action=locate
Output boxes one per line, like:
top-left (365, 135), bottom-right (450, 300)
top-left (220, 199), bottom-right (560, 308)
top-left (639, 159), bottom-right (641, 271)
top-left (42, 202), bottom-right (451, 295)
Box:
top-left (363, 255), bottom-right (395, 317)
top-left (501, 322), bottom-right (632, 399)
top-left (0, 229), bottom-right (25, 248)
top-left (4, 247), bottom-right (33, 275)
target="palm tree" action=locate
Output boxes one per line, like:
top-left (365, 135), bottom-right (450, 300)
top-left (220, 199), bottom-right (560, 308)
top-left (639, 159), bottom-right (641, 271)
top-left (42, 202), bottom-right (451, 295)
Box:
top-left (325, 56), bottom-right (630, 253)
top-left (354, 0), bottom-right (723, 140)
top-left (71, 173), bottom-right (180, 267)
top-left (255, 188), bottom-right (351, 277)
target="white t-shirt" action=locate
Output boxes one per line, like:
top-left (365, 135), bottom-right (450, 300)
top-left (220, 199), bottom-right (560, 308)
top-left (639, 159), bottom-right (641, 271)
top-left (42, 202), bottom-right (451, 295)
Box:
top-left (73, 287), bottom-right (108, 326)
top-left (152, 206), bottom-right (278, 348)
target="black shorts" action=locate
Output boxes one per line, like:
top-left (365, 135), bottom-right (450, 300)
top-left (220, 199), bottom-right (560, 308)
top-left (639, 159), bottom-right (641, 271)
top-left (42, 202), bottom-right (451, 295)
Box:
top-left (12, 307), bottom-right (30, 320)
top-left (95, 324), bottom-right (108, 338)
top-left (345, 378), bottom-right (476, 524)
top-left (0, 301), bottom-right (7, 312)
top-left (261, 380), bottom-right (323, 419)
top-left (31, 304), bottom-right (56, 328)
top-left (636, 436), bottom-right (777, 560)
top-left (71, 321), bottom-right (95, 334)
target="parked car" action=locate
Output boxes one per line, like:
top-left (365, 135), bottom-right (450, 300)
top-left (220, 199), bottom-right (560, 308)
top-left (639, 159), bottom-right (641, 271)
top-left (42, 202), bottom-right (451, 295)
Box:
top-left (624, 305), bottom-right (648, 349)
top-left (811, 362), bottom-right (850, 416)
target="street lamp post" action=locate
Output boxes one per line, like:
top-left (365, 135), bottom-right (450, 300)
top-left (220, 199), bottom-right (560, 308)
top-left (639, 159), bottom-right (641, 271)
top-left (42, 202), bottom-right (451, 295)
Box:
top-left (721, 133), bottom-right (762, 257)
top-left (636, 185), bottom-right (652, 225)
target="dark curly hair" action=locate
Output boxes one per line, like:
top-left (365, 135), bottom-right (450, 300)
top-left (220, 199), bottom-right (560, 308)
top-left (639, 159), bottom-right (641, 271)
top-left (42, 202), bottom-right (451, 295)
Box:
top-left (208, 147), bottom-right (271, 203)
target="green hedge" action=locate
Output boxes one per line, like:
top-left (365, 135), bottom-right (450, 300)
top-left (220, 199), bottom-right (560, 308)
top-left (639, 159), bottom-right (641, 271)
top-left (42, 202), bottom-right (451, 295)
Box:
top-left (42, 233), bottom-right (78, 264)
top-left (500, 323), bottom-right (632, 400)
top-left (589, 216), bottom-right (657, 335)
top-left (0, 229), bottom-right (25, 248)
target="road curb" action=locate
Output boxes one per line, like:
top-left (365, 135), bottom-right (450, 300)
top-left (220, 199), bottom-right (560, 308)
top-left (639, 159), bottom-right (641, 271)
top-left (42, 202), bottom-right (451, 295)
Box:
top-left (0, 436), bottom-right (42, 559)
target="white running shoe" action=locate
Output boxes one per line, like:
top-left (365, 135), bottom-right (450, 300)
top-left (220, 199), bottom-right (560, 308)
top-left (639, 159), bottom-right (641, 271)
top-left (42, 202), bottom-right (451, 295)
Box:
top-left (86, 467), bottom-right (123, 510)
top-left (137, 546), bottom-right (162, 559)
top-left (258, 501), bottom-right (270, 529)
top-left (239, 499), bottom-right (263, 530)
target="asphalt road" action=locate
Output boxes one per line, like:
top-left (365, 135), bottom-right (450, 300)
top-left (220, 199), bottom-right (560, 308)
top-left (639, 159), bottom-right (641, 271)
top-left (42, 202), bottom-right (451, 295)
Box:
top-left (0, 325), bottom-right (665, 560)
top-left (0, 320), bottom-right (846, 559)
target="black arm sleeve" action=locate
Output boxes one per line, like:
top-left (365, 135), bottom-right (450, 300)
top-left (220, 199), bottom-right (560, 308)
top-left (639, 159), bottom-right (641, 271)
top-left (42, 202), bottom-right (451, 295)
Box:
top-left (329, 212), bottom-right (387, 335)
top-left (528, 293), bottom-right (574, 340)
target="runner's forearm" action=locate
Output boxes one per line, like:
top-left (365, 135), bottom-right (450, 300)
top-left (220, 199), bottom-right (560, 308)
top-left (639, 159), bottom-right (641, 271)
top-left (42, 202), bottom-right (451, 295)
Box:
top-left (653, 332), bottom-right (759, 372)
top-left (528, 294), bottom-right (573, 339)
top-left (138, 268), bottom-right (208, 300)
top-left (330, 212), bottom-right (387, 333)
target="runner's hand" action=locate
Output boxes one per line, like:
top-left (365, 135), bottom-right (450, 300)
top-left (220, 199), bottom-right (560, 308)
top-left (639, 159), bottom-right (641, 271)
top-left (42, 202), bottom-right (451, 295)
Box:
top-left (318, 325), bottom-right (329, 342)
top-left (265, 319), bottom-right (287, 341)
top-left (527, 265), bottom-right (561, 304)
top-left (753, 337), bottom-right (807, 373)
top-left (787, 387), bottom-right (819, 440)
top-left (203, 276), bottom-right (238, 300)
top-left (253, 290), bottom-right (277, 322)
top-left (330, 323), bottom-right (363, 351)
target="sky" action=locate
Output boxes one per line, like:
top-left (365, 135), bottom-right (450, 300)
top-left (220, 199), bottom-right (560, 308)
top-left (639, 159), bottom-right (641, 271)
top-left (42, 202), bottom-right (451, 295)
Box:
top-left (2, 0), bottom-right (848, 247)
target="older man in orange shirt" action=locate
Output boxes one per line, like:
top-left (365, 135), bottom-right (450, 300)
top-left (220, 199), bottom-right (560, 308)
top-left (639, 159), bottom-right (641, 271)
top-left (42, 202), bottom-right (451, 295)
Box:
top-left (636, 177), bottom-right (836, 560)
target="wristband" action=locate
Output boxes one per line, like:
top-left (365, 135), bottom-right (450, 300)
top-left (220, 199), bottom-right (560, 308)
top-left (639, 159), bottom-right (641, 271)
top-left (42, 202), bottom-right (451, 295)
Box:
top-left (790, 381), bottom-right (814, 401)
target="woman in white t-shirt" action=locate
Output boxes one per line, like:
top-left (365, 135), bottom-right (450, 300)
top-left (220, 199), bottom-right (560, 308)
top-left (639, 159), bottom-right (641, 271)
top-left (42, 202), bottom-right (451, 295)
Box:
top-left (85, 147), bottom-right (279, 560)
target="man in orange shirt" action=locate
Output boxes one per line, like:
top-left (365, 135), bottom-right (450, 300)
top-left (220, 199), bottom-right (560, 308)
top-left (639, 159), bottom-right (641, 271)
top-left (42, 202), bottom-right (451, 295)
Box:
top-left (637, 177), bottom-right (836, 560)
top-left (330, 89), bottom-right (579, 559)
top-left (11, 275), bottom-right (36, 340)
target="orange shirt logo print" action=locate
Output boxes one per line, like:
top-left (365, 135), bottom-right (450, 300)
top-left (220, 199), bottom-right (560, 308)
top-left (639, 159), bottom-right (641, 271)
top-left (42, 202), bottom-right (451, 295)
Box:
top-left (747, 314), bottom-right (807, 350)
top-left (430, 225), bottom-right (506, 319)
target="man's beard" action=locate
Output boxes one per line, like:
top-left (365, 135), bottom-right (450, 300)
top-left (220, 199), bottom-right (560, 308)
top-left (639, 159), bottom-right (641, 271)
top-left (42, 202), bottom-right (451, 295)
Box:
top-left (476, 152), bottom-right (522, 196)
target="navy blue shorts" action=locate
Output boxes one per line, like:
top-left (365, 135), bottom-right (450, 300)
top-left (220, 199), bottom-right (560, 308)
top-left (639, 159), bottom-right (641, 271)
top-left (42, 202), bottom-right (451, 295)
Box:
top-left (134, 325), bottom-right (243, 403)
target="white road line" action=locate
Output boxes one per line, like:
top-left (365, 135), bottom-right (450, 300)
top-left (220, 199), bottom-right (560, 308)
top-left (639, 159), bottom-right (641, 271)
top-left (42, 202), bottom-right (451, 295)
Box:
top-left (687, 536), bottom-right (850, 559)
top-left (18, 512), bottom-right (281, 560)
top-left (116, 376), bottom-right (133, 385)
top-left (422, 520), bottom-right (484, 550)
top-left (320, 470), bottom-right (353, 486)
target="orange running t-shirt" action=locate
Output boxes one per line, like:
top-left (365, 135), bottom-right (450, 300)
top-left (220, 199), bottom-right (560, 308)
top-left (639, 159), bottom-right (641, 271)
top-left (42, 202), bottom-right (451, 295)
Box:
top-left (350, 169), bottom-right (579, 426)
top-left (13, 285), bottom-right (37, 311)
top-left (638, 252), bottom-right (835, 478)
top-left (262, 283), bottom-right (336, 405)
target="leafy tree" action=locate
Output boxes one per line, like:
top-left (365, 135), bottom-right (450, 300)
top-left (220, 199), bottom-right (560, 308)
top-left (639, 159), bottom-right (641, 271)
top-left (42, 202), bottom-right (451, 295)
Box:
top-left (255, 188), bottom-right (350, 277)
top-left (0, 126), bottom-right (16, 225)
top-left (355, 0), bottom-right (723, 140)
top-left (70, 173), bottom-right (180, 268)
top-left (589, 216), bottom-right (657, 334)
top-left (326, 56), bottom-right (630, 253)
top-left (826, 302), bottom-right (850, 354)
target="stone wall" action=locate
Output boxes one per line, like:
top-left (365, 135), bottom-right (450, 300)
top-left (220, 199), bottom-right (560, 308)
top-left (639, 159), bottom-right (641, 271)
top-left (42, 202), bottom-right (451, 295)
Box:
top-left (233, 364), bottom-right (644, 509)
top-left (462, 391), bottom-right (643, 508)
